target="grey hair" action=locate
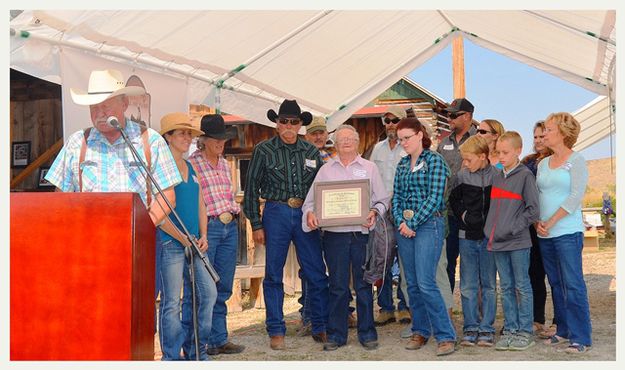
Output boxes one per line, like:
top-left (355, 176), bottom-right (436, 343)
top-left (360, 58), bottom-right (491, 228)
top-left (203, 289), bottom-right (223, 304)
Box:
top-left (334, 124), bottom-right (359, 141)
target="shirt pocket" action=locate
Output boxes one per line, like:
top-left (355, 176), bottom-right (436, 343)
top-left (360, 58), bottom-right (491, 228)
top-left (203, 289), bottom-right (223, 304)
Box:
top-left (126, 161), bottom-right (148, 194)
top-left (266, 161), bottom-right (287, 189)
top-left (79, 161), bottom-right (99, 191)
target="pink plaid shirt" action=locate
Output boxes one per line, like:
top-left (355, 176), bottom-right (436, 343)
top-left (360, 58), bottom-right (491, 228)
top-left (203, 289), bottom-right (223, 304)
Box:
top-left (189, 150), bottom-right (240, 217)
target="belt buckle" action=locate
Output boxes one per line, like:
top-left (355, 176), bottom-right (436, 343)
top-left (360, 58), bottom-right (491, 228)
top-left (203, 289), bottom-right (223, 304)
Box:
top-left (218, 212), bottom-right (233, 224)
top-left (403, 209), bottom-right (415, 220)
top-left (287, 197), bottom-right (303, 208)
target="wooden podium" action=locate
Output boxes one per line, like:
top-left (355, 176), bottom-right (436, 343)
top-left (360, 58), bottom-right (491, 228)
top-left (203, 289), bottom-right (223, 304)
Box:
top-left (10, 192), bottom-right (156, 360)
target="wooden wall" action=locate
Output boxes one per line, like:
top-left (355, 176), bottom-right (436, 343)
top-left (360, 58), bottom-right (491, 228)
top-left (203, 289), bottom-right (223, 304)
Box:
top-left (10, 74), bottom-right (63, 191)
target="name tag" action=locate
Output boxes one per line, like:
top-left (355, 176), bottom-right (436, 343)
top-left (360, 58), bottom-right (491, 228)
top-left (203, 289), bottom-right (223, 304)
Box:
top-left (352, 169), bottom-right (367, 178)
top-left (443, 144), bottom-right (454, 150)
top-left (412, 161), bottom-right (425, 173)
top-left (305, 159), bottom-right (317, 168)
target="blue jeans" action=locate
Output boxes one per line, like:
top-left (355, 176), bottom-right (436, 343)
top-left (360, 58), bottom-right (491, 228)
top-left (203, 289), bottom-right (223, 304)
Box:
top-left (300, 269), bottom-right (354, 324)
top-left (158, 238), bottom-right (217, 360)
top-left (377, 255), bottom-right (408, 312)
top-left (493, 248), bottom-right (533, 334)
top-left (396, 215), bottom-right (456, 342)
top-left (205, 218), bottom-right (239, 348)
top-left (323, 231), bottom-right (377, 345)
top-left (446, 214), bottom-right (460, 292)
top-left (539, 232), bottom-right (592, 346)
top-left (262, 201), bottom-right (329, 336)
top-left (459, 238), bottom-right (497, 333)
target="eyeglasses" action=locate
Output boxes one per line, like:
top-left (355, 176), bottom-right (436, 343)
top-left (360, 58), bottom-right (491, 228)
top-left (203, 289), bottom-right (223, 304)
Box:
top-left (397, 134), bottom-right (416, 144)
top-left (448, 112), bottom-right (466, 119)
top-left (278, 118), bottom-right (302, 125)
top-left (383, 117), bottom-right (401, 125)
top-left (335, 138), bottom-right (358, 145)
top-left (477, 129), bottom-right (495, 135)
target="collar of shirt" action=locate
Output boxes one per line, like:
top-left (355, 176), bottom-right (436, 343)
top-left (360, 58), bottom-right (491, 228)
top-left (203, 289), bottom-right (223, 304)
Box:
top-left (328, 154), bottom-right (365, 169)
top-left (274, 136), bottom-right (309, 152)
top-left (503, 161), bottom-right (522, 177)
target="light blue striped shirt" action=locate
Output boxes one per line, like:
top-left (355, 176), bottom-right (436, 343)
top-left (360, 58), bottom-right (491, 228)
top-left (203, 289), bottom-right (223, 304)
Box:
top-left (46, 119), bottom-right (181, 206)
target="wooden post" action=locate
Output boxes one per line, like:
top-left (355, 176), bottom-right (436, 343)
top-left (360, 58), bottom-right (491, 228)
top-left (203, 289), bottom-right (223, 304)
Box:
top-left (452, 36), bottom-right (466, 99)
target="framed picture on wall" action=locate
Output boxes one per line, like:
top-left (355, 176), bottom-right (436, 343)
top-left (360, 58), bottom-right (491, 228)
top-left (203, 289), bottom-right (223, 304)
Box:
top-left (38, 167), bottom-right (54, 188)
top-left (11, 141), bottom-right (31, 168)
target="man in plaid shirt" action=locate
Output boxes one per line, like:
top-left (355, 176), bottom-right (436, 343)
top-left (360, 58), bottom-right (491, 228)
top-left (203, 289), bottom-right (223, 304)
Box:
top-left (46, 69), bottom-right (180, 225)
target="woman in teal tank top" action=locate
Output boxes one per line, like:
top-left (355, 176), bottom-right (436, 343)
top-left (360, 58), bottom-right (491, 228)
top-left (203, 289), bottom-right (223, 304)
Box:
top-left (156, 113), bottom-right (217, 360)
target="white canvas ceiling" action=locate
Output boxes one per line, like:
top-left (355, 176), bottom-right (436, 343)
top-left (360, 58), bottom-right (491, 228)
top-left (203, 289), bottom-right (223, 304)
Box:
top-left (10, 10), bottom-right (616, 146)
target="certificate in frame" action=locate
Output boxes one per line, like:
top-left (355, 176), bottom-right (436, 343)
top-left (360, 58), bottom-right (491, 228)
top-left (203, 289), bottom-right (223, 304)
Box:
top-left (314, 179), bottom-right (370, 227)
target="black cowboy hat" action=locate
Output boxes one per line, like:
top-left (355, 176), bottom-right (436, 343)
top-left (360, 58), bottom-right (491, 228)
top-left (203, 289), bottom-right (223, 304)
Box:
top-left (200, 114), bottom-right (237, 140)
top-left (266, 99), bottom-right (313, 126)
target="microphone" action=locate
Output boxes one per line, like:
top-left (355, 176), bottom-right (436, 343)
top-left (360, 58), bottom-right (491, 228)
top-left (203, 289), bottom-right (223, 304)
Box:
top-left (106, 116), bottom-right (121, 129)
top-left (110, 116), bottom-right (220, 284)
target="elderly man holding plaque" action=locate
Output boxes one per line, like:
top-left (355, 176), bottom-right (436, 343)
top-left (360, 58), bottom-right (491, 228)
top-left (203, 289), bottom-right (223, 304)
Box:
top-left (302, 124), bottom-right (390, 351)
top-left (243, 99), bottom-right (329, 351)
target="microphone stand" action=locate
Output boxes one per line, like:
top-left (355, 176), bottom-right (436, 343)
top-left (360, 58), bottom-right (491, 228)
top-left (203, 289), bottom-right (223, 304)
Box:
top-left (109, 117), bottom-right (219, 360)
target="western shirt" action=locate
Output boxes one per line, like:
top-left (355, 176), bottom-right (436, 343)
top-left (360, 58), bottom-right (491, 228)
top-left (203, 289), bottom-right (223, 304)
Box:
top-left (243, 136), bottom-right (322, 230)
top-left (188, 150), bottom-right (240, 217)
top-left (392, 149), bottom-right (450, 230)
top-left (45, 119), bottom-right (181, 206)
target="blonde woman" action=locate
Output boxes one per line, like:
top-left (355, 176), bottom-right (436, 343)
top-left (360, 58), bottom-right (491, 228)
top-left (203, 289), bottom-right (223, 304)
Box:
top-left (536, 112), bottom-right (591, 354)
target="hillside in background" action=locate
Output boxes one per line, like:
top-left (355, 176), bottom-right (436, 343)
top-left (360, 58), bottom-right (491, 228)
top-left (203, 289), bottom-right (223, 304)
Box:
top-left (583, 157), bottom-right (616, 208)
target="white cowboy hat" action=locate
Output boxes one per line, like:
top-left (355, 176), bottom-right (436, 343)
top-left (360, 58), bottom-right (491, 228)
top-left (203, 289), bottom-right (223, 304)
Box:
top-left (70, 69), bottom-right (146, 106)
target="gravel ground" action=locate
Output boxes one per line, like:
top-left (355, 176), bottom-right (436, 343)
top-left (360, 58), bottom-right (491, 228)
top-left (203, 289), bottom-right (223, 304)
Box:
top-left (155, 240), bottom-right (617, 361)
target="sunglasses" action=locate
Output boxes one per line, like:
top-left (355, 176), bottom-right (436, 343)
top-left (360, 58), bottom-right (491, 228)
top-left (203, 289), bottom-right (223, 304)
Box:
top-left (477, 129), bottom-right (495, 135)
top-left (383, 117), bottom-right (401, 125)
top-left (278, 118), bottom-right (302, 125)
top-left (448, 112), bottom-right (466, 119)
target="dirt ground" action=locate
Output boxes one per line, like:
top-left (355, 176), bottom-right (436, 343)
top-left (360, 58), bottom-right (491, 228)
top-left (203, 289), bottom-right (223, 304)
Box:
top-left (155, 238), bottom-right (617, 361)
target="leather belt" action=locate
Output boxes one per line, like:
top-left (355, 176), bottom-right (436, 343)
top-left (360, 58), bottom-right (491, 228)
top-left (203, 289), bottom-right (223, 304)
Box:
top-left (209, 212), bottom-right (238, 224)
top-left (271, 197), bottom-right (304, 209)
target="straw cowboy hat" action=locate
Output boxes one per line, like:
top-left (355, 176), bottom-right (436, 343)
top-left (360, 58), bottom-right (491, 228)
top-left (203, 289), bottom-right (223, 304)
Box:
top-left (266, 99), bottom-right (313, 126)
top-left (70, 69), bottom-right (146, 106)
top-left (159, 112), bottom-right (204, 137)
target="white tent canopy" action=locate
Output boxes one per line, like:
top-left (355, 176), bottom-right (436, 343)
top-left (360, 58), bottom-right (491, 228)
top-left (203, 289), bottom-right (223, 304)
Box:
top-left (573, 95), bottom-right (615, 152)
top-left (10, 10), bottom-right (616, 145)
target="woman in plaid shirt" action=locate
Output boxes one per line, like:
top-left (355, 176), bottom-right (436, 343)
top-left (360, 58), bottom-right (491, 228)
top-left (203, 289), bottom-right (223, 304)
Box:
top-left (392, 118), bottom-right (456, 356)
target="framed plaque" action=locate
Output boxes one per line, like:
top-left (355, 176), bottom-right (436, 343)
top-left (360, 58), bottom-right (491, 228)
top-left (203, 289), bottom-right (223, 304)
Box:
top-left (314, 179), bottom-right (370, 227)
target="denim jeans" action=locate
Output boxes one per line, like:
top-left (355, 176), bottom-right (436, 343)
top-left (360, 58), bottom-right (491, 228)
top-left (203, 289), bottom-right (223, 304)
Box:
top-left (262, 201), bottom-right (329, 336)
top-left (205, 218), bottom-right (239, 348)
top-left (181, 244), bottom-right (218, 360)
top-left (539, 232), bottom-right (592, 346)
top-left (459, 238), bottom-right (497, 333)
top-left (323, 231), bottom-right (377, 345)
top-left (297, 268), bottom-right (311, 324)
top-left (493, 248), bottom-right (533, 334)
top-left (377, 255), bottom-right (408, 312)
top-left (158, 238), bottom-right (217, 360)
top-left (300, 270), bottom-right (354, 324)
top-left (446, 214), bottom-right (460, 292)
top-left (396, 215), bottom-right (456, 342)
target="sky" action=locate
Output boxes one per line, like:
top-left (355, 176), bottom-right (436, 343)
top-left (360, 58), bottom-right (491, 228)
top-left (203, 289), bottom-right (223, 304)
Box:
top-left (407, 39), bottom-right (612, 161)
